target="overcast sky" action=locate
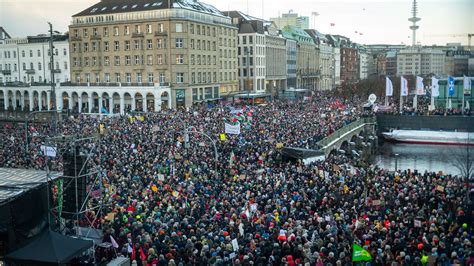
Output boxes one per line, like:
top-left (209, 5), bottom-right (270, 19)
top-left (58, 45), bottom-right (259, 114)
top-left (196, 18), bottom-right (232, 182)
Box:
top-left (1, 0), bottom-right (472, 45)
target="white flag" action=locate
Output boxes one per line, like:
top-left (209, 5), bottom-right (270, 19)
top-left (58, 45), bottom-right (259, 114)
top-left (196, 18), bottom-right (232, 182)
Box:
top-left (110, 235), bottom-right (119, 248)
top-left (431, 77), bottom-right (439, 97)
top-left (400, 76), bottom-right (408, 96)
top-left (416, 76), bottom-right (425, 95)
top-left (385, 77), bottom-right (393, 97)
top-left (464, 76), bottom-right (471, 96)
top-left (40, 145), bottom-right (57, 157)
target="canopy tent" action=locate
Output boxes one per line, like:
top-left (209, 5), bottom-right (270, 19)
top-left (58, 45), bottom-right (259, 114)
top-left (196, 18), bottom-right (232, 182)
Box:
top-left (5, 229), bottom-right (93, 264)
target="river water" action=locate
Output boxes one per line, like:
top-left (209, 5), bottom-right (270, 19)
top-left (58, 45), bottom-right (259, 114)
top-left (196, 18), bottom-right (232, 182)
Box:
top-left (375, 143), bottom-right (472, 176)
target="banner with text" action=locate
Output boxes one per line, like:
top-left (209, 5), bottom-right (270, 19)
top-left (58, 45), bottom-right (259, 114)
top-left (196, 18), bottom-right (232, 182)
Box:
top-left (225, 123), bottom-right (241, 135)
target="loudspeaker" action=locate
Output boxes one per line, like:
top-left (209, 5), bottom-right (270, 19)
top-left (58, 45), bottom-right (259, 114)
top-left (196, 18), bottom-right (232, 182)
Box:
top-left (62, 148), bottom-right (87, 217)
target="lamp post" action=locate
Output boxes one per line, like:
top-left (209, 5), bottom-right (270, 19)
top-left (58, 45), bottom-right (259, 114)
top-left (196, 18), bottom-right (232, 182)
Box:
top-left (394, 153), bottom-right (399, 172)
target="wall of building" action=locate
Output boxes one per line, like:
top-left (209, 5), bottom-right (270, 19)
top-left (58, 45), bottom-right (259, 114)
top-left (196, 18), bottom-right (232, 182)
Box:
top-left (286, 39), bottom-right (297, 89)
top-left (265, 34), bottom-right (287, 94)
top-left (340, 47), bottom-right (358, 83)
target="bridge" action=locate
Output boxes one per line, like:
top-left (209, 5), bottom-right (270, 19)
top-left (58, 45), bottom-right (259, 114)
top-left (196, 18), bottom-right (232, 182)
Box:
top-left (318, 117), bottom-right (377, 158)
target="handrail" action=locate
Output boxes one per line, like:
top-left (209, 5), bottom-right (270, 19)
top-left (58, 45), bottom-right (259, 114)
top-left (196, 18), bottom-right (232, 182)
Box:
top-left (318, 116), bottom-right (375, 148)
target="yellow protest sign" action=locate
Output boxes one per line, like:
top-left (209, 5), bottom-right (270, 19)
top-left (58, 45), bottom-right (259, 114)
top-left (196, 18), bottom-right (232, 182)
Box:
top-left (151, 185), bottom-right (158, 192)
top-left (220, 134), bottom-right (226, 141)
top-left (172, 191), bottom-right (179, 198)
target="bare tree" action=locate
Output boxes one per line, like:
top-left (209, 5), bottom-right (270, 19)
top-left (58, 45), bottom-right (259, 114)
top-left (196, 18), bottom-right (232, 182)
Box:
top-left (448, 134), bottom-right (474, 205)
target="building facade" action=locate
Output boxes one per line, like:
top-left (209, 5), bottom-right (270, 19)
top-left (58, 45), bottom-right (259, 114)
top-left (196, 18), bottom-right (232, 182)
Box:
top-left (69, 0), bottom-right (238, 109)
top-left (357, 45), bottom-right (368, 80)
top-left (445, 50), bottom-right (471, 76)
top-left (270, 12), bottom-right (309, 30)
top-left (282, 26), bottom-right (319, 91)
top-left (396, 47), bottom-right (445, 76)
top-left (0, 33), bottom-right (70, 84)
top-left (286, 39), bottom-right (297, 89)
top-left (265, 23), bottom-right (287, 96)
top-left (305, 30), bottom-right (333, 91)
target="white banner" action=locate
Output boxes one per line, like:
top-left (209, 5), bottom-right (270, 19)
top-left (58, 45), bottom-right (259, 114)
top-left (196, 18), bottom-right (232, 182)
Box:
top-left (385, 77), bottom-right (393, 97)
top-left (400, 76), bottom-right (408, 96)
top-left (431, 77), bottom-right (439, 97)
top-left (416, 76), bottom-right (425, 95)
top-left (40, 145), bottom-right (57, 157)
top-left (225, 123), bottom-right (241, 135)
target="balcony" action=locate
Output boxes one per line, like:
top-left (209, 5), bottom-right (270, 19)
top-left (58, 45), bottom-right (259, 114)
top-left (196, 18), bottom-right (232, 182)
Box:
top-left (154, 30), bottom-right (168, 36)
top-left (132, 32), bottom-right (144, 38)
top-left (70, 36), bottom-right (82, 41)
top-left (1, 70), bottom-right (11, 75)
top-left (53, 69), bottom-right (61, 74)
top-left (90, 34), bottom-right (102, 40)
top-left (25, 69), bottom-right (35, 74)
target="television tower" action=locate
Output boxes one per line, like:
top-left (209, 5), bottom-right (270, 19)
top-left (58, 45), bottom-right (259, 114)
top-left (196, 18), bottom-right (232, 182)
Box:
top-left (408, 0), bottom-right (421, 46)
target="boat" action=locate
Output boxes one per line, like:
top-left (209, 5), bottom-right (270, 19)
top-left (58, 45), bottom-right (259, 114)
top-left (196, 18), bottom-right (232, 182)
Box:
top-left (382, 130), bottom-right (474, 146)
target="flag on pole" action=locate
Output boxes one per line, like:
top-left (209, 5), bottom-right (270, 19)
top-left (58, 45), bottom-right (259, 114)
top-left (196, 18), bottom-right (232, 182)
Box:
top-left (110, 235), bottom-right (119, 248)
top-left (229, 150), bottom-right (235, 167)
top-left (431, 77), bottom-right (440, 97)
top-left (448, 76), bottom-right (455, 96)
top-left (416, 76), bottom-right (425, 95)
top-left (400, 76), bottom-right (408, 96)
top-left (352, 244), bottom-right (372, 262)
top-left (464, 76), bottom-right (471, 96)
top-left (385, 77), bottom-right (393, 96)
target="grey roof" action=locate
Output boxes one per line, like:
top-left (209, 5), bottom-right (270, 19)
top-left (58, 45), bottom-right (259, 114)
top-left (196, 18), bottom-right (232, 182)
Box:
top-left (0, 27), bottom-right (11, 39)
top-left (223, 11), bottom-right (267, 34)
top-left (73, 0), bottom-right (224, 17)
top-left (0, 168), bottom-right (62, 204)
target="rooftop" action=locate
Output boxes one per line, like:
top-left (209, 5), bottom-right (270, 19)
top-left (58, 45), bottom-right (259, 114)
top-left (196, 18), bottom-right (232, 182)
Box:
top-left (73, 0), bottom-right (224, 18)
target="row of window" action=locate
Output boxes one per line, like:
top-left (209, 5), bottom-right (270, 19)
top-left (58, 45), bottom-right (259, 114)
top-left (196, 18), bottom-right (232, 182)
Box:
top-left (0, 62), bottom-right (67, 72)
top-left (74, 72), bottom-right (168, 84)
top-left (1, 48), bottom-right (66, 59)
top-left (238, 35), bottom-right (265, 45)
top-left (74, 23), bottom-right (168, 38)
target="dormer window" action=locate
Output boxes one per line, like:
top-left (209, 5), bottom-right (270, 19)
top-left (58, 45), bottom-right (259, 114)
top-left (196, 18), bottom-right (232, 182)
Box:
top-left (101, 7), bottom-right (107, 11)
top-left (144, 3), bottom-right (150, 7)
top-left (112, 6), bottom-right (118, 10)
top-left (122, 5), bottom-right (128, 9)
top-left (91, 7), bottom-right (98, 13)
top-left (132, 4), bottom-right (138, 8)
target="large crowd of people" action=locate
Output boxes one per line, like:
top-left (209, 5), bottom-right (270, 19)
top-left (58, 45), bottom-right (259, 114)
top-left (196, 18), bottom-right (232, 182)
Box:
top-left (1, 94), bottom-right (472, 265)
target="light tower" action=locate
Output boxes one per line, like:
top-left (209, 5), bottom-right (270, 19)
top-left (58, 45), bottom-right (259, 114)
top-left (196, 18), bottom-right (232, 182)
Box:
top-left (408, 0), bottom-right (421, 46)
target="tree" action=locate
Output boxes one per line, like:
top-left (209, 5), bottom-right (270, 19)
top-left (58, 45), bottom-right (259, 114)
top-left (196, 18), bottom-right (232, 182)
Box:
top-left (449, 134), bottom-right (474, 205)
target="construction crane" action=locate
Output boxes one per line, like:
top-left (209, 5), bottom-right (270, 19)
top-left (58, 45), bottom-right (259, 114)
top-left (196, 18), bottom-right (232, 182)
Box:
top-left (423, 33), bottom-right (474, 50)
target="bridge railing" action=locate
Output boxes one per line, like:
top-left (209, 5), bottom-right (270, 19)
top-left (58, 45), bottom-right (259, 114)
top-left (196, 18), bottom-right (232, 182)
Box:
top-left (318, 116), bottom-right (376, 148)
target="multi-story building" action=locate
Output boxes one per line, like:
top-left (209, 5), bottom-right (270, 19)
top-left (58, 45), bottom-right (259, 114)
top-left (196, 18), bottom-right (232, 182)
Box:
top-left (282, 26), bottom-right (319, 91)
top-left (305, 29), bottom-right (333, 91)
top-left (265, 22), bottom-right (287, 96)
top-left (0, 27), bottom-right (11, 44)
top-left (286, 38), bottom-right (297, 89)
top-left (445, 49), bottom-right (471, 76)
top-left (357, 45), bottom-right (368, 80)
top-left (0, 32), bottom-right (70, 84)
top-left (68, 0), bottom-right (238, 109)
top-left (396, 47), bottom-right (445, 76)
top-left (327, 35), bottom-right (358, 84)
top-left (270, 12), bottom-right (309, 30)
top-left (225, 11), bottom-right (268, 97)
top-left (385, 51), bottom-right (397, 77)
top-left (469, 58), bottom-right (474, 76)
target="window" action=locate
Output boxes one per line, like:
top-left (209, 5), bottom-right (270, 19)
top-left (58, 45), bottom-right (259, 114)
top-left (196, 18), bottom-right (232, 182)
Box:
top-left (83, 29), bottom-right (88, 37)
top-left (157, 54), bottom-right (163, 64)
top-left (148, 73), bottom-right (153, 83)
top-left (126, 73), bottom-right (131, 83)
top-left (114, 41), bottom-right (119, 51)
top-left (29, 50), bottom-right (33, 57)
top-left (147, 55), bottom-right (153, 65)
top-left (197, 72), bottom-right (201, 83)
top-left (159, 72), bottom-right (165, 84)
top-left (146, 24), bottom-right (152, 34)
top-left (95, 73), bottom-right (100, 83)
top-left (176, 54), bottom-right (184, 64)
top-left (22, 50), bottom-right (25, 57)
top-left (104, 56), bottom-right (110, 66)
top-left (197, 55), bottom-right (201, 65)
top-left (136, 73), bottom-right (142, 83)
top-left (134, 40), bottom-right (140, 50)
top-left (114, 56), bottom-right (120, 66)
top-left (92, 42), bottom-right (97, 51)
top-left (115, 73), bottom-right (121, 83)
top-left (191, 55), bottom-right (194, 65)
top-left (125, 40), bottom-right (130, 50)
top-left (103, 27), bottom-right (109, 36)
top-left (86, 73), bottom-right (91, 83)
top-left (135, 25), bottom-right (141, 33)
top-left (190, 39), bottom-right (194, 49)
top-left (84, 57), bottom-right (89, 66)
top-left (135, 55), bottom-right (140, 65)
top-left (156, 39), bottom-right (162, 49)
top-left (93, 28), bottom-right (98, 36)
top-left (64, 62), bottom-right (68, 70)
top-left (175, 23), bottom-right (183, 33)
top-left (104, 41), bottom-right (109, 51)
top-left (113, 27), bottom-right (119, 36)
top-left (147, 39), bottom-right (153, 49)
top-left (175, 38), bottom-right (183, 48)
top-left (124, 26), bottom-right (130, 35)
top-left (37, 50), bottom-right (41, 57)
top-left (176, 73), bottom-right (184, 83)
top-left (158, 23), bottom-right (164, 32)
top-left (84, 43), bottom-right (89, 52)
top-left (197, 25), bottom-right (201, 35)
top-left (74, 29), bottom-right (79, 37)
top-left (75, 74), bottom-right (81, 83)
top-left (125, 55), bottom-right (131, 65)
top-left (191, 72), bottom-right (195, 83)
top-left (63, 48), bottom-right (67, 56)
top-left (38, 63), bottom-right (42, 70)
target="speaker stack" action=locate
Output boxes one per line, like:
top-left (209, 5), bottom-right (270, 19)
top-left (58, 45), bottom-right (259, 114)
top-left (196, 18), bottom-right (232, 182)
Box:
top-left (62, 147), bottom-right (87, 217)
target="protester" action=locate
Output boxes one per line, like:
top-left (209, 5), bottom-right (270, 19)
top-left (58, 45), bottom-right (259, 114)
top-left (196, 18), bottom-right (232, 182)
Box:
top-left (1, 94), bottom-right (471, 265)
